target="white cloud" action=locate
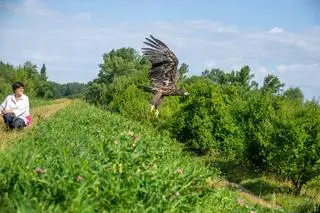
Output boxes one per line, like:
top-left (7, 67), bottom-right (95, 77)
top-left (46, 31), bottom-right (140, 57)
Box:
top-left (0, 0), bottom-right (320, 99)
top-left (269, 27), bottom-right (284, 33)
top-left (276, 63), bottom-right (319, 73)
top-left (254, 66), bottom-right (272, 83)
top-left (275, 63), bottom-right (320, 87)
top-left (275, 63), bottom-right (320, 99)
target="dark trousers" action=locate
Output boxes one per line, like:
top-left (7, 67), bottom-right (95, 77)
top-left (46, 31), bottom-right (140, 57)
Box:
top-left (2, 113), bottom-right (25, 129)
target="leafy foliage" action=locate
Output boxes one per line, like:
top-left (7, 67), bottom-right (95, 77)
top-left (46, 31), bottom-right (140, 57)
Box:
top-left (171, 77), bottom-right (244, 157)
top-left (0, 60), bottom-right (85, 100)
top-left (271, 101), bottom-right (320, 194)
top-left (202, 65), bottom-right (257, 89)
top-left (84, 47), bottom-right (150, 110)
top-left (50, 82), bottom-right (86, 99)
top-left (178, 63), bottom-right (189, 81)
top-left (243, 93), bottom-right (279, 170)
top-left (283, 87), bottom-right (304, 102)
top-left (262, 74), bottom-right (285, 95)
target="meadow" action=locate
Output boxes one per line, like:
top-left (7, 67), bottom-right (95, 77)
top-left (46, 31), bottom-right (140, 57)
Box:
top-left (0, 100), bottom-right (282, 213)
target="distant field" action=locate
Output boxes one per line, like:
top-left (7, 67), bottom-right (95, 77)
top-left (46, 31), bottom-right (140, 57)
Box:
top-left (0, 100), bottom-right (278, 212)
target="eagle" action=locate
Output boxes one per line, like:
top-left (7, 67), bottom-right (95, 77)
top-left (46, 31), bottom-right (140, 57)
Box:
top-left (139, 35), bottom-right (189, 117)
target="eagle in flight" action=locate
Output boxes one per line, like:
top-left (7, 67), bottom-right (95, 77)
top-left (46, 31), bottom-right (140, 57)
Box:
top-left (139, 35), bottom-right (189, 117)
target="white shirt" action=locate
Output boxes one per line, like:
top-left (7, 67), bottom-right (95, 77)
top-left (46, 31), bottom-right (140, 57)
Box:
top-left (0, 94), bottom-right (30, 123)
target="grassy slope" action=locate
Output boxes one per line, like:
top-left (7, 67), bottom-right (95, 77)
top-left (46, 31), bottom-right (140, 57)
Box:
top-left (0, 101), bottom-right (279, 212)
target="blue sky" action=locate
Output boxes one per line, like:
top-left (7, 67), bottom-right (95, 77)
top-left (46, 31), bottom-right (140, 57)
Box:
top-left (0, 0), bottom-right (319, 99)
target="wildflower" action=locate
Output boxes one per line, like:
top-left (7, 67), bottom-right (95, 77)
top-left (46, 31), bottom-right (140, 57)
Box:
top-left (173, 191), bottom-right (180, 198)
top-left (132, 142), bottom-right (138, 149)
top-left (128, 130), bottom-right (134, 137)
top-left (76, 175), bottom-right (83, 182)
top-left (35, 167), bottom-right (45, 174)
top-left (237, 198), bottom-right (244, 206)
top-left (132, 135), bottom-right (141, 149)
top-left (177, 168), bottom-right (184, 174)
top-left (134, 134), bottom-right (141, 142)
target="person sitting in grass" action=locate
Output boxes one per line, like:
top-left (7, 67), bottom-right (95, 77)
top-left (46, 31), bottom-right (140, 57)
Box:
top-left (0, 82), bottom-right (30, 130)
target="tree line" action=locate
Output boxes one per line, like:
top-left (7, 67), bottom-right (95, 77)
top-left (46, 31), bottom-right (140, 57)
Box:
top-left (0, 60), bottom-right (86, 101)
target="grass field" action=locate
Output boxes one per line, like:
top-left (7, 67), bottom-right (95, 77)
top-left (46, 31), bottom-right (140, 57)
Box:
top-left (0, 100), bottom-right (282, 212)
top-left (1, 99), bottom-right (319, 212)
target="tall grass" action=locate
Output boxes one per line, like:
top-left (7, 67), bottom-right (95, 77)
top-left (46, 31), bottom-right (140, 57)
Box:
top-left (0, 101), bottom-right (276, 212)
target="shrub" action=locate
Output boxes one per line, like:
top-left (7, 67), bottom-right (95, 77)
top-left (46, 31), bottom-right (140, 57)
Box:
top-left (271, 101), bottom-right (320, 194)
top-left (171, 77), bottom-right (244, 157)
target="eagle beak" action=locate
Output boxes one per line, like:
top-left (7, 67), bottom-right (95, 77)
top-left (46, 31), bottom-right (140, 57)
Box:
top-left (184, 92), bottom-right (190, 96)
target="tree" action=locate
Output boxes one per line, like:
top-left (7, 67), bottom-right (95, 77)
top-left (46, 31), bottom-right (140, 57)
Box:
top-left (23, 61), bottom-right (38, 79)
top-left (37, 63), bottom-right (53, 98)
top-left (283, 87), bottom-right (304, 102)
top-left (243, 93), bottom-right (279, 171)
top-left (235, 65), bottom-right (255, 88)
top-left (202, 68), bottom-right (230, 85)
top-left (96, 47), bottom-right (148, 84)
top-left (202, 65), bottom-right (255, 89)
top-left (178, 63), bottom-right (189, 81)
top-left (171, 76), bottom-right (244, 157)
top-left (37, 80), bottom-right (53, 99)
top-left (271, 101), bottom-right (320, 194)
top-left (262, 74), bottom-right (285, 94)
top-left (40, 64), bottom-right (48, 81)
top-left (0, 60), bottom-right (37, 97)
top-left (85, 47), bottom-right (149, 107)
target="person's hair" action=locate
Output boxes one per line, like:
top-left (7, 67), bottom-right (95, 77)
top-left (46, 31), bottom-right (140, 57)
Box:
top-left (12, 82), bottom-right (24, 92)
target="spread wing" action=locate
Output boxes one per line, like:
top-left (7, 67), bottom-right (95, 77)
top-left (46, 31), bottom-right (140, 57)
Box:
top-left (142, 35), bottom-right (179, 89)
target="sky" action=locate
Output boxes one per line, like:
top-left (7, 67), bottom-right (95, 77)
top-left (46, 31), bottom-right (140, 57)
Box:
top-left (0, 0), bottom-right (319, 99)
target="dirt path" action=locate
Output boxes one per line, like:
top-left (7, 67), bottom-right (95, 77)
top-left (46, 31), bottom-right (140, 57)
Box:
top-left (0, 98), bottom-right (72, 150)
top-left (206, 178), bottom-right (283, 211)
top-left (226, 181), bottom-right (283, 210)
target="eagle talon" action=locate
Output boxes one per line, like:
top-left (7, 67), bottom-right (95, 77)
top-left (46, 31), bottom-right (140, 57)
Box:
top-left (150, 105), bottom-right (155, 112)
top-left (155, 109), bottom-right (159, 117)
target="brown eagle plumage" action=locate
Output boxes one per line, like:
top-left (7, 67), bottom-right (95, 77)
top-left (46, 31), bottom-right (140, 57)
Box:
top-left (139, 35), bottom-right (189, 116)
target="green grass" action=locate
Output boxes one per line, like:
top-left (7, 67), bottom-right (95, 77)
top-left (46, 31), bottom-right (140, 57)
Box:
top-left (29, 98), bottom-right (55, 107)
top-left (214, 159), bottom-right (320, 213)
top-left (239, 177), bottom-right (320, 213)
top-left (0, 101), bottom-right (277, 212)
